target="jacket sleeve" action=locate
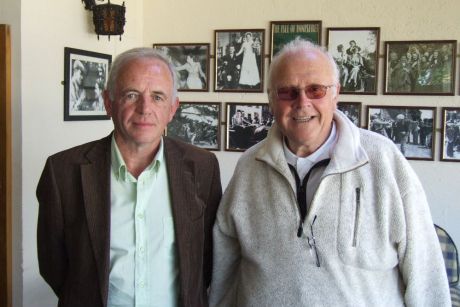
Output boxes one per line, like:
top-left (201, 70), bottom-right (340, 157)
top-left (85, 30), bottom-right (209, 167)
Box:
top-left (36, 157), bottom-right (68, 297)
top-left (397, 167), bottom-right (451, 306)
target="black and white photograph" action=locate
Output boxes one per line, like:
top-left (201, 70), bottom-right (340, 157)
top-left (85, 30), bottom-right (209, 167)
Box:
top-left (270, 20), bottom-right (321, 60)
top-left (215, 29), bottom-right (264, 92)
top-left (440, 107), bottom-right (460, 162)
top-left (166, 102), bottom-right (220, 151)
top-left (153, 43), bottom-right (210, 92)
top-left (327, 27), bottom-right (380, 94)
top-left (225, 102), bottom-right (273, 151)
top-left (337, 101), bottom-right (361, 127)
top-left (367, 106), bottom-right (436, 160)
top-left (64, 47), bottom-right (111, 121)
top-left (384, 40), bottom-right (456, 95)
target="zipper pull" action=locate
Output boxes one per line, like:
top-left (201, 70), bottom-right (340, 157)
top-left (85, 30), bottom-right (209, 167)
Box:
top-left (297, 221), bottom-right (303, 237)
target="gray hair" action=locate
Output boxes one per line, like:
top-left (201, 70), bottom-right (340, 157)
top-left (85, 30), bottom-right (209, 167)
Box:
top-left (268, 39), bottom-right (340, 98)
top-left (106, 47), bottom-right (178, 102)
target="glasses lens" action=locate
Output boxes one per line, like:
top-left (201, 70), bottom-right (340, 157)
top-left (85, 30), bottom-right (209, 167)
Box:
top-left (306, 85), bottom-right (327, 99)
top-left (277, 87), bottom-right (299, 100)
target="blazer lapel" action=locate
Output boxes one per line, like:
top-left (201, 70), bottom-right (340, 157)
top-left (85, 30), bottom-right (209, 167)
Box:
top-left (81, 136), bottom-right (111, 306)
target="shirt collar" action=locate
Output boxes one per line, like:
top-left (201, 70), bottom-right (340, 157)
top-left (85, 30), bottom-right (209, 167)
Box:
top-left (111, 135), bottom-right (164, 182)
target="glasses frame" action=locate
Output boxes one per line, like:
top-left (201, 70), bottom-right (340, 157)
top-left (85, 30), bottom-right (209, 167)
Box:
top-left (275, 84), bottom-right (335, 101)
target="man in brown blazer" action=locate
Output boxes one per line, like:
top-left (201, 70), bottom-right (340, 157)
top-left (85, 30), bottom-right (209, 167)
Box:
top-left (37, 48), bottom-right (222, 307)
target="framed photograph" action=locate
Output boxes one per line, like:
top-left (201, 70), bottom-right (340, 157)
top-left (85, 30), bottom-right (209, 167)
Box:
top-left (367, 105), bottom-right (436, 160)
top-left (270, 20), bottom-right (322, 61)
top-left (338, 101), bottom-right (361, 127)
top-left (225, 102), bottom-right (273, 151)
top-left (383, 40), bottom-right (456, 95)
top-left (327, 27), bottom-right (380, 94)
top-left (214, 29), bottom-right (265, 92)
top-left (440, 107), bottom-right (460, 161)
top-left (152, 43), bottom-right (210, 92)
top-left (166, 102), bottom-right (220, 151)
top-left (64, 47), bottom-right (111, 121)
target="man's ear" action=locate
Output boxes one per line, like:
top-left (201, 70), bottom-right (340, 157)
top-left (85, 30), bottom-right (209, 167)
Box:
top-left (103, 90), bottom-right (113, 117)
top-left (169, 97), bottom-right (180, 122)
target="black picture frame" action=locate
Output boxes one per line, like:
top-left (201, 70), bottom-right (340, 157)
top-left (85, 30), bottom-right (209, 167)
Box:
top-left (366, 105), bottom-right (436, 160)
top-left (383, 40), bottom-right (457, 95)
top-left (440, 107), bottom-right (460, 162)
top-left (214, 29), bottom-right (265, 92)
top-left (166, 101), bottom-right (221, 151)
top-left (63, 47), bottom-right (111, 121)
top-left (152, 43), bottom-right (210, 92)
top-left (338, 101), bottom-right (362, 127)
top-left (327, 27), bottom-right (380, 95)
top-left (225, 102), bottom-right (273, 151)
top-left (270, 20), bottom-right (322, 61)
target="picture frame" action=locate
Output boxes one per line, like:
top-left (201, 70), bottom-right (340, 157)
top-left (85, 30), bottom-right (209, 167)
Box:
top-left (225, 102), bottom-right (273, 151)
top-left (383, 40), bottom-right (457, 95)
top-left (152, 43), bottom-right (210, 92)
top-left (366, 105), bottom-right (436, 160)
top-left (337, 101), bottom-right (362, 127)
top-left (214, 29), bottom-right (265, 92)
top-left (270, 20), bottom-right (322, 61)
top-left (440, 107), bottom-right (460, 162)
top-left (327, 27), bottom-right (380, 95)
top-left (166, 101), bottom-right (221, 151)
top-left (64, 47), bottom-right (111, 121)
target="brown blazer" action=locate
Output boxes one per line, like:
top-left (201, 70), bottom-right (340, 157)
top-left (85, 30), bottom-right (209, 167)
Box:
top-left (36, 135), bottom-right (222, 307)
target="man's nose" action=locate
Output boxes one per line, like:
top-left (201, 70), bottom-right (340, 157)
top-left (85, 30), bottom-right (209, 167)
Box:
top-left (295, 89), bottom-right (313, 108)
top-left (136, 94), bottom-right (152, 115)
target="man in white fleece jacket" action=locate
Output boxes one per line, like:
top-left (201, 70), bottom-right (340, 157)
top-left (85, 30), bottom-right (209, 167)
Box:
top-left (209, 39), bottom-right (451, 307)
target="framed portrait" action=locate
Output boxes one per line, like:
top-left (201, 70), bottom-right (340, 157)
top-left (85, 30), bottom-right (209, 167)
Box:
top-left (64, 47), bottom-right (111, 121)
top-left (225, 102), bottom-right (273, 151)
top-left (152, 43), bottom-right (210, 92)
top-left (337, 101), bottom-right (362, 127)
top-left (383, 40), bottom-right (456, 95)
top-left (366, 105), bottom-right (436, 160)
top-left (270, 20), bottom-right (322, 61)
top-left (166, 102), bottom-right (221, 151)
top-left (214, 29), bottom-right (265, 92)
top-left (440, 107), bottom-right (460, 162)
top-left (327, 27), bottom-right (380, 95)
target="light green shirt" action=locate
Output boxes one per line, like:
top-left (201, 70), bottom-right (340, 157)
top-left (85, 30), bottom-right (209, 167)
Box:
top-left (108, 136), bottom-right (179, 307)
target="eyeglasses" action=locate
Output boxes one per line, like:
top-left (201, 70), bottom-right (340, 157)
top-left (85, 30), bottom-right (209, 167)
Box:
top-left (275, 84), bottom-right (335, 101)
top-left (307, 215), bottom-right (321, 267)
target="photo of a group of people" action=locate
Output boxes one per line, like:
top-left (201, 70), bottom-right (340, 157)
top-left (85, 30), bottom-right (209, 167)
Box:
top-left (367, 106), bottom-right (435, 160)
top-left (215, 30), bottom-right (264, 92)
top-left (384, 41), bottom-right (456, 95)
top-left (226, 103), bottom-right (273, 151)
top-left (327, 28), bottom-right (380, 94)
top-left (441, 108), bottom-right (460, 161)
top-left (337, 101), bottom-right (361, 127)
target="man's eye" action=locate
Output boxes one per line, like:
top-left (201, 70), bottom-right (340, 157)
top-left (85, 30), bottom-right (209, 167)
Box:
top-left (152, 94), bottom-right (165, 102)
top-left (123, 92), bottom-right (139, 102)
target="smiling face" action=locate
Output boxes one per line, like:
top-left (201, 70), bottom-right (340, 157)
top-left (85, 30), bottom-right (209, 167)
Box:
top-left (269, 50), bottom-right (339, 156)
top-left (104, 58), bottom-right (179, 152)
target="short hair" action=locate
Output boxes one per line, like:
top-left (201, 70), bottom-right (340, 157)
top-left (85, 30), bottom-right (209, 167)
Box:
top-left (106, 47), bottom-right (178, 102)
top-left (267, 39), bottom-right (339, 96)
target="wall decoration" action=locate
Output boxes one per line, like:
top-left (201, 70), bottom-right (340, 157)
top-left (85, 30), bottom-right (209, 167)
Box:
top-left (327, 27), bottom-right (380, 95)
top-left (270, 20), bottom-right (322, 61)
top-left (337, 101), bottom-right (361, 127)
top-left (383, 40), bottom-right (456, 95)
top-left (225, 102), bottom-right (273, 151)
top-left (367, 105), bottom-right (436, 160)
top-left (166, 102), bottom-right (221, 151)
top-left (64, 47), bottom-right (111, 121)
top-left (440, 107), bottom-right (460, 161)
top-left (214, 29), bottom-right (265, 92)
top-left (153, 43), bottom-right (210, 92)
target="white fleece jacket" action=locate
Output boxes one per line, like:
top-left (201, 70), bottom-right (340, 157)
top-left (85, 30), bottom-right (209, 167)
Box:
top-left (209, 111), bottom-right (451, 307)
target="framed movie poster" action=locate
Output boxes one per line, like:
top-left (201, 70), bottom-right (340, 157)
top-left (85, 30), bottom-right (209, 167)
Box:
top-left (440, 107), bottom-right (460, 162)
top-left (367, 105), bottom-right (436, 160)
top-left (64, 47), bottom-right (111, 121)
top-left (152, 43), bottom-right (210, 92)
top-left (383, 40), bottom-right (456, 95)
top-left (166, 102), bottom-right (221, 151)
top-left (225, 102), bottom-right (273, 151)
top-left (327, 27), bottom-right (380, 95)
top-left (270, 20), bottom-right (322, 60)
top-left (214, 29), bottom-right (265, 92)
top-left (337, 101), bottom-right (361, 127)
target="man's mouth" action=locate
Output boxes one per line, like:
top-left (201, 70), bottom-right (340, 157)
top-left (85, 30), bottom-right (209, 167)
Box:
top-left (293, 115), bottom-right (314, 123)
